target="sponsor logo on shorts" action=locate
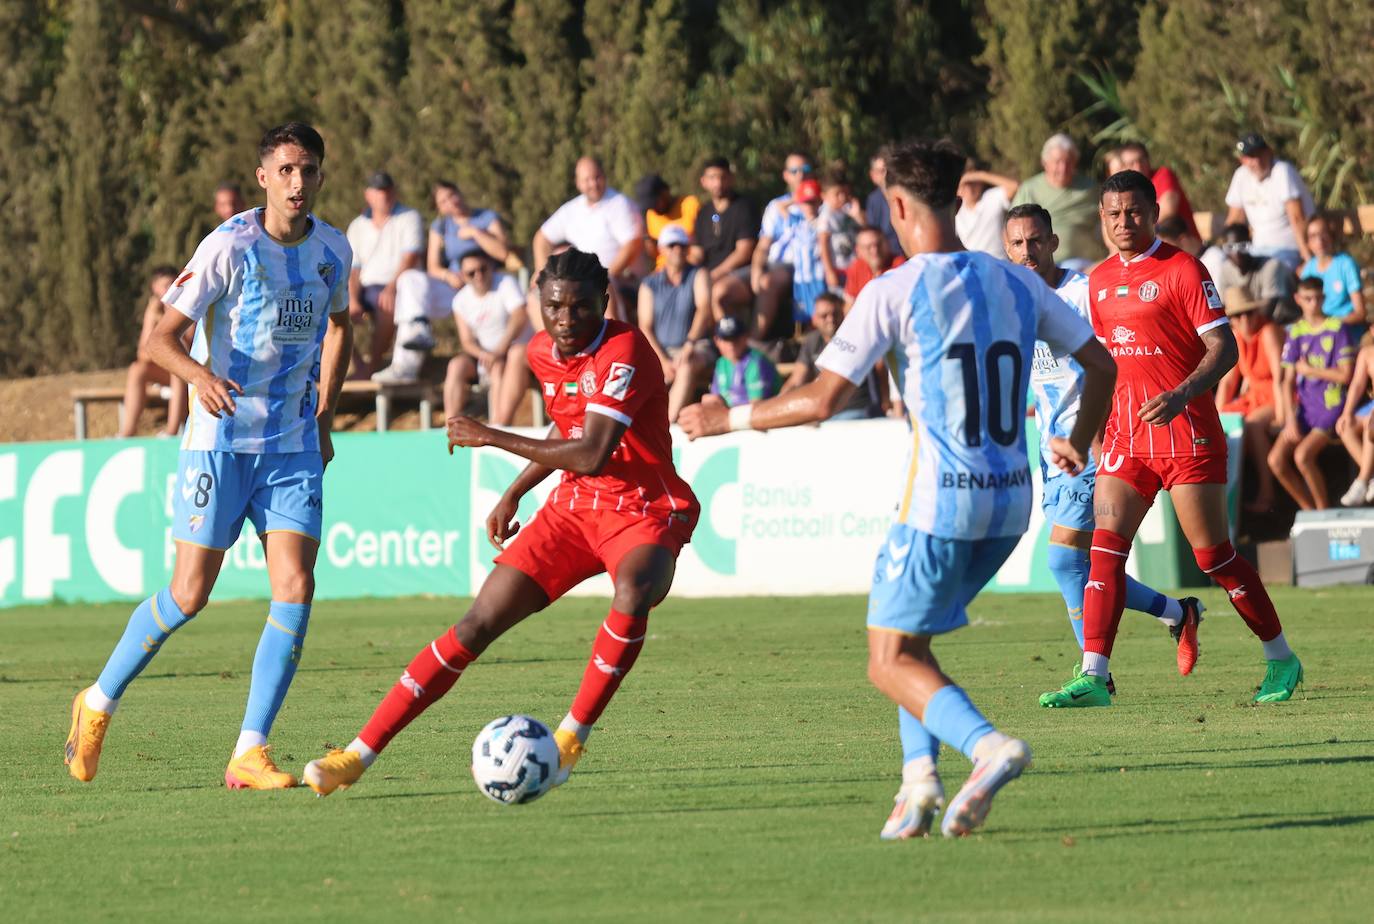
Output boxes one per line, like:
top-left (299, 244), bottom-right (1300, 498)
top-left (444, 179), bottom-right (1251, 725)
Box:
top-left (602, 362), bottom-right (635, 400)
top-left (188, 514), bottom-right (204, 533)
top-left (579, 370), bottom-right (597, 397)
top-left (1137, 281), bottom-right (1159, 302)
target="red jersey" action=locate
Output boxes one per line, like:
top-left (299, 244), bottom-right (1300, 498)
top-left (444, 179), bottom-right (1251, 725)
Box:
top-left (1151, 166), bottom-right (1199, 240)
top-left (527, 318), bottom-right (699, 520)
top-left (1089, 239), bottom-right (1229, 459)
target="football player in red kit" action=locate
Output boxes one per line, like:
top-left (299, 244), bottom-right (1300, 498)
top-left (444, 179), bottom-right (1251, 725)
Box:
top-left (1040, 170), bottom-right (1302, 708)
top-left (303, 248), bottom-right (699, 794)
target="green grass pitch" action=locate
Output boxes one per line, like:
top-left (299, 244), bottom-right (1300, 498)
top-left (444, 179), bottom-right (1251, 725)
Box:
top-left (3, 587), bottom-right (1373, 922)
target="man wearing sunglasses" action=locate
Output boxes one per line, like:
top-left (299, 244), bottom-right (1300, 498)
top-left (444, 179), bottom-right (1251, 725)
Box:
top-left (751, 152), bottom-right (813, 344)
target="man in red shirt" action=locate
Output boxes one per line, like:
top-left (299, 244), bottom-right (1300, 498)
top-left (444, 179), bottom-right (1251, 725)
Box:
top-left (302, 248), bottom-right (700, 794)
top-left (843, 225), bottom-right (905, 310)
top-left (1119, 142), bottom-right (1199, 240)
top-left (1040, 171), bottom-right (1302, 708)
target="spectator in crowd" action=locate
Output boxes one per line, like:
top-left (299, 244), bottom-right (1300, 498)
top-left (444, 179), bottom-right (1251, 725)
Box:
top-left (637, 225), bottom-right (713, 421)
top-left (1011, 133), bottom-right (1104, 266)
top-left (1336, 331), bottom-right (1374, 506)
top-left (843, 225), bottom-right (905, 310)
top-left (1216, 223), bottom-right (1299, 324)
top-left (347, 171), bottom-right (425, 377)
top-left (783, 292), bottom-right (883, 419)
top-left (213, 182), bottom-right (245, 222)
top-left (1224, 132), bottom-right (1315, 271)
top-left (637, 173), bottom-right (699, 271)
top-left (817, 164), bottom-right (861, 290)
top-left (1216, 287), bottom-right (1284, 512)
top-left (955, 161), bottom-right (1018, 259)
top-left (533, 156), bottom-right (644, 320)
top-left (864, 148), bottom-right (900, 254)
top-left (702, 314), bottom-right (779, 408)
top-left (443, 253), bottom-right (531, 426)
top-left (750, 151), bottom-right (812, 338)
top-left (1118, 141), bottom-right (1199, 238)
top-left (117, 266), bottom-right (189, 438)
top-left (1102, 147), bottom-right (1125, 178)
top-left (385, 180), bottom-right (510, 361)
top-left (1299, 213), bottom-right (1365, 327)
top-left (779, 177), bottom-right (828, 326)
top-left (1269, 277), bottom-right (1354, 511)
top-left (1156, 216), bottom-right (1204, 257)
top-left (690, 155), bottom-right (759, 322)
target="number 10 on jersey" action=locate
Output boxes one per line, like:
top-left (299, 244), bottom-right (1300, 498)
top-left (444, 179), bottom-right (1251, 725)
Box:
top-left (946, 341), bottom-right (1023, 448)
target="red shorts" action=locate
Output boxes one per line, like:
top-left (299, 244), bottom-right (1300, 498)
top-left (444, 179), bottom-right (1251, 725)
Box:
top-left (494, 497), bottom-right (698, 602)
top-left (1098, 449), bottom-right (1227, 505)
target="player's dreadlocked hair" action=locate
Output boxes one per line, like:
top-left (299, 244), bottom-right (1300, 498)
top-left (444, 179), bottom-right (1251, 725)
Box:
top-left (537, 247), bottom-right (610, 295)
top-left (1100, 169), bottom-right (1157, 206)
top-left (883, 138), bottom-right (965, 211)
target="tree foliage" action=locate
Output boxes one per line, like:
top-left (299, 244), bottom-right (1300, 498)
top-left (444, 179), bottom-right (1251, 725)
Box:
top-left (2, 0), bottom-right (1372, 377)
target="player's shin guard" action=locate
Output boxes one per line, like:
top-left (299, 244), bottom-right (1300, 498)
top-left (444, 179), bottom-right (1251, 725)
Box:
top-left (95, 587), bottom-right (194, 701)
top-left (1046, 544), bottom-right (1090, 648)
top-left (239, 602), bottom-right (310, 745)
top-left (1082, 530), bottom-right (1130, 660)
top-left (358, 627), bottom-right (476, 753)
top-left (1194, 542), bottom-right (1282, 641)
top-left (569, 609), bottom-right (646, 727)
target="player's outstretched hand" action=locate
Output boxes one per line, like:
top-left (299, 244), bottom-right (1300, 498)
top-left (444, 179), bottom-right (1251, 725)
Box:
top-left (1048, 436), bottom-right (1086, 476)
top-left (486, 495), bottom-right (521, 550)
top-left (1137, 389), bottom-right (1188, 426)
top-left (448, 415), bottom-right (493, 453)
top-left (193, 371), bottom-right (241, 418)
top-left (678, 402), bottom-right (730, 441)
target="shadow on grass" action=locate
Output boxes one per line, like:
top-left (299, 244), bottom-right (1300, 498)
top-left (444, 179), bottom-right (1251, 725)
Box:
top-left (1033, 754), bottom-right (1374, 775)
top-left (1006, 811), bottom-right (1374, 841)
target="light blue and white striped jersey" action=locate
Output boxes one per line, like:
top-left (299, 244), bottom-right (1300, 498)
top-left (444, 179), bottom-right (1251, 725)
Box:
top-left (1029, 268), bottom-right (1092, 467)
top-left (164, 209), bottom-right (351, 454)
top-left (816, 251), bottom-right (1094, 540)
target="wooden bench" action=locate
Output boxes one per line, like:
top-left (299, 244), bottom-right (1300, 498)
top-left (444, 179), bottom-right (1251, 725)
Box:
top-left (71, 385), bottom-right (166, 440)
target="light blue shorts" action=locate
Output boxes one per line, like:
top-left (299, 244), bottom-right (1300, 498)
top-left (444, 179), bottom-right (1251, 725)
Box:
top-left (172, 450), bottom-right (324, 550)
top-left (1040, 456), bottom-right (1097, 533)
top-left (867, 524), bottom-right (1021, 636)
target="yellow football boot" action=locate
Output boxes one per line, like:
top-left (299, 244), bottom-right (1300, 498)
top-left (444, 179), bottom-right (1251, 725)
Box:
top-left (302, 748), bottom-right (365, 796)
top-left (225, 745), bottom-right (298, 790)
top-left (553, 729), bottom-right (585, 787)
top-left (64, 688), bottom-right (112, 783)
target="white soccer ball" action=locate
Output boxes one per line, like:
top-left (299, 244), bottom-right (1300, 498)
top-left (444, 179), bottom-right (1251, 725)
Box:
top-left (471, 715), bottom-right (560, 805)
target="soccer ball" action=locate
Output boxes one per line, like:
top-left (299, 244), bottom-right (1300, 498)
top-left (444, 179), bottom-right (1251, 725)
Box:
top-left (471, 715), bottom-right (560, 805)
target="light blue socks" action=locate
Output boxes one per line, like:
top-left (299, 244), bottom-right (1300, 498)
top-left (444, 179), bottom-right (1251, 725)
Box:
top-left (240, 601), bottom-right (311, 738)
top-left (95, 587), bottom-right (193, 700)
top-left (921, 685), bottom-right (996, 760)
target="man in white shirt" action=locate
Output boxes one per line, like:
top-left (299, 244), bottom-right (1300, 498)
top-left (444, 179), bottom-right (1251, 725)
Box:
top-left (955, 163), bottom-right (1018, 259)
top-left (1224, 133), bottom-right (1315, 272)
top-left (445, 253), bottom-right (531, 426)
top-left (533, 157), bottom-right (643, 320)
top-left (346, 171), bottom-right (425, 376)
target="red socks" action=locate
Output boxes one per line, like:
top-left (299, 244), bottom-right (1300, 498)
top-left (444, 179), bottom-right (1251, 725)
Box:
top-left (358, 627), bottom-right (476, 753)
top-left (1083, 529), bottom-right (1130, 657)
top-left (570, 609), bottom-right (647, 727)
top-left (1194, 542), bottom-right (1282, 641)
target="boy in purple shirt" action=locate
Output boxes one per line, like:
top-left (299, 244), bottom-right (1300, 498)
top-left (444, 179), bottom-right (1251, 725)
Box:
top-left (703, 315), bottom-right (779, 408)
top-left (1268, 277), bottom-right (1355, 509)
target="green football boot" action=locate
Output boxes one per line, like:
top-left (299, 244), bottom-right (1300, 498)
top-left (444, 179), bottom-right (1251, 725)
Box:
top-left (1254, 655), bottom-right (1303, 703)
top-left (1039, 670), bottom-right (1112, 708)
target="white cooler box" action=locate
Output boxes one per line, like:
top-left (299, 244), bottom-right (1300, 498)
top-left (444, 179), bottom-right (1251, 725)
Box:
top-left (1290, 509), bottom-right (1374, 587)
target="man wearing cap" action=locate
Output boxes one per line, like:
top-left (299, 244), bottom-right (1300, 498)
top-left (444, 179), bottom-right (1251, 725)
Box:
top-left (1224, 132), bottom-right (1315, 271)
top-left (637, 224), bottom-right (714, 421)
top-left (346, 171), bottom-right (425, 377)
top-left (637, 174), bottom-right (700, 272)
top-left (702, 314), bottom-right (780, 408)
top-left (1214, 223), bottom-right (1299, 325)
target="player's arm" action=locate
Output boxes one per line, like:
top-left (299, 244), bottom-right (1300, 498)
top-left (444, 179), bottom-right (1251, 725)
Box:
top-left (486, 456), bottom-right (558, 550)
top-left (1051, 339), bottom-right (1116, 473)
top-left (316, 309), bottom-right (352, 467)
top-left (1139, 325), bottom-right (1238, 426)
top-left (682, 368), bottom-right (857, 438)
top-left (448, 410), bottom-right (628, 477)
top-left (146, 308), bottom-right (240, 418)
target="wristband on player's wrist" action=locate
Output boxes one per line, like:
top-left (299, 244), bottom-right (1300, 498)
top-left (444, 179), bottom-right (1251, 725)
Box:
top-left (728, 403), bottom-right (754, 432)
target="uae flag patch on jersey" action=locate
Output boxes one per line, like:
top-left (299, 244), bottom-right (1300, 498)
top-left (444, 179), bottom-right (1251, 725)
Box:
top-left (1115, 285), bottom-right (1130, 298)
top-left (563, 381), bottom-right (578, 396)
